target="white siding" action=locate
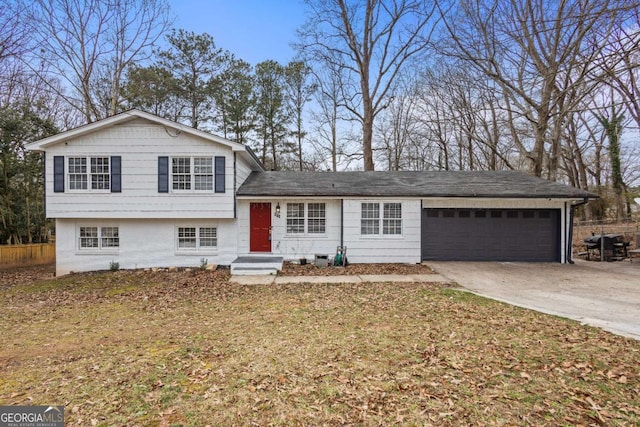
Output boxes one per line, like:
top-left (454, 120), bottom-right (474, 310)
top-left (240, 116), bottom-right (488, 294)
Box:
top-left (45, 123), bottom-right (236, 219)
top-left (235, 155), bottom-right (253, 189)
top-left (55, 217), bottom-right (239, 275)
top-left (342, 199), bottom-right (421, 264)
top-left (237, 200), bottom-right (249, 254)
top-left (237, 199), bottom-right (341, 260)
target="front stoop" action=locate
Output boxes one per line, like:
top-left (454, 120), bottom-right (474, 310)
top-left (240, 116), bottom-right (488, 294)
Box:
top-left (230, 256), bottom-right (284, 276)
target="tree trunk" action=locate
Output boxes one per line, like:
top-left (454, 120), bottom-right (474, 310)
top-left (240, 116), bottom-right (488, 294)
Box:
top-left (331, 103), bottom-right (337, 172)
top-left (362, 96), bottom-right (374, 170)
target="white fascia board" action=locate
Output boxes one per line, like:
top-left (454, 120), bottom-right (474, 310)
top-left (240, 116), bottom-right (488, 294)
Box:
top-left (25, 109), bottom-right (246, 152)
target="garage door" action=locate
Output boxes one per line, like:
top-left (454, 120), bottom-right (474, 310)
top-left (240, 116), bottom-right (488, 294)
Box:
top-left (421, 209), bottom-right (560, 262)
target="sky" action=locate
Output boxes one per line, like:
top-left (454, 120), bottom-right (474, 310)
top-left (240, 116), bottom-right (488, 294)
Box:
top-left (168, 0), bottom-right (308, 65)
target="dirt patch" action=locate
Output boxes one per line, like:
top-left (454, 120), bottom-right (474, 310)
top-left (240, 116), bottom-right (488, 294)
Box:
top-left (279, 261), bottom-right (434, 276)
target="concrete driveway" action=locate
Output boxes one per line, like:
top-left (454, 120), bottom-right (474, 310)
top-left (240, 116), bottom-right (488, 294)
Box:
top-left (427, 259), bottom-right (640, 340)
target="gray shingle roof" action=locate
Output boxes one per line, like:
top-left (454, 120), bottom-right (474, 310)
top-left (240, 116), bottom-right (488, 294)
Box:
top-left (236, 170), bottom-right (597, 199)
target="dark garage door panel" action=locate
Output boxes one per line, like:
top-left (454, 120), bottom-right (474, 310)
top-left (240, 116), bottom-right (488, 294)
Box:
top-left (421, 209), bottom-right (560, 262)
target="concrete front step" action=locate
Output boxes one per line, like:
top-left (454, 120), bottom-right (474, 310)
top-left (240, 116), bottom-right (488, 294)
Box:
top-left (230, 256), bottom-right (284, 276)
top-left (231, 267), bottom-right (279, 276)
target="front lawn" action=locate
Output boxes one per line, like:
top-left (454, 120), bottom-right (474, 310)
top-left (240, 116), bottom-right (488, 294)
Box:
top-left (0, 269), bottom-right (638, 426)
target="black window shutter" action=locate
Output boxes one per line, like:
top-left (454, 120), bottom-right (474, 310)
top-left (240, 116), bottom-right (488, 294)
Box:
top-left (158, 156), bottom-right (169, 193)
top-left (215, 156), bottom-right (225, 193)
top-left (111, 156), bottom-right (121, 192)
top-left (53, 156), bottom-right (65, 192)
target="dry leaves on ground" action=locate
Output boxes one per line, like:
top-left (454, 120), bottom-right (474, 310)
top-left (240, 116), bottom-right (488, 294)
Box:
top-left (279, 261), bottom-right (434, 276)
top-left (0, 264), bottom-right (55, 289)
top-left (0, 268), bottom-right (638, 426)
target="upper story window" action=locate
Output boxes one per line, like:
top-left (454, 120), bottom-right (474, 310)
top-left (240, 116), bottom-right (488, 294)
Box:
top-left (68, 157), bottom-right (110, 190)
top-left (55, 156), bottom-right (120, 193)
top-left (286, 202), bottom-right (326, 234)
top-left (172, 157), bottom-right (213, 191)
top-left (361, 202), bottom-right (402, 236)
top-left (158, 156), bottom-right (224, 194)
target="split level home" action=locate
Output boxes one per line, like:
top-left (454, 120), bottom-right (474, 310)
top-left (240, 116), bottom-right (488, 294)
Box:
top-left (26, 109), bottom-right (596, 276)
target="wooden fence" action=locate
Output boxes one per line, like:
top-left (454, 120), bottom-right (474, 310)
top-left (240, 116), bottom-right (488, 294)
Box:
top-left (0, 243), bottom-right (56, 269)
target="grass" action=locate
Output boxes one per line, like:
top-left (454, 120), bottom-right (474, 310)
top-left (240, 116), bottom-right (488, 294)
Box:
top-left (0, 269), bottom-right (638, 426)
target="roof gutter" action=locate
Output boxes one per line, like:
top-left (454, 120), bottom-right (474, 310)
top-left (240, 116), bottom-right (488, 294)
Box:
top-left (244, 146), bottom-right (266, 171)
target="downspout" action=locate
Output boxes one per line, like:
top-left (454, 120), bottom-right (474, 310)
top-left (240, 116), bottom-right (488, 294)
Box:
top-left (340, 199), bottom-right (344, 247)
top-left (233, 153), bottom-right (237, 219)
top-left (420, 199), bottom-right (423, 263)
top-left (567, 198), bottom-right (589, 264)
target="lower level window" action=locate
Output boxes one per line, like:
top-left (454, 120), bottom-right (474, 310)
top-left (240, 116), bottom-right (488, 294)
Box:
top-left (177, 226), bottom-right (217, 250)
top-left (79, 226), bottom-right (119, 250)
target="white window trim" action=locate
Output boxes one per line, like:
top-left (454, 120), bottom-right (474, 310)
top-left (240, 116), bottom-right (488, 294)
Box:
top-left (285, 202), bottom-right (327, 237)
top-left (170, 156), bottom-right (214, 193)
top-left (360, 201), bottom-right (404, 238)
top-left (67, 156), bottom-right (111, 193)
top-left (76, 224), bottom-right (120, 254)
top-left (175, 225), bottom-right (219, 255)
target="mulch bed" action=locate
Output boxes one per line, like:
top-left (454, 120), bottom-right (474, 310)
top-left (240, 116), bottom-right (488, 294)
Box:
top-left (0, 262), bottom-right (434, 286)
top-left (278, 261), bottom-right (434, 276)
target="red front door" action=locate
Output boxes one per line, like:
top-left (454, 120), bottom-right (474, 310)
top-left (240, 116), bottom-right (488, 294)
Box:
top-left (250, 203), bottom-right (272, 252)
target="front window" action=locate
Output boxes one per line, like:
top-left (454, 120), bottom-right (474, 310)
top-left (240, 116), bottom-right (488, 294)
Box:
top-left (178, 227), bottom-right (197, 249)
top-left (361, 202), bottom-right (402, 235)
top-left (177, 226), bottom-right (218, 250)
top-left (172, 157), bottom-right (191, 190)
top-left (286, 203), bottom-right (305, 234)
top-left (79, 226), bottom-right (119, 250)
top-left (79, 226), bottom-right (98, 248)
top-left (307, 203), bottom-right (326, 234)
top-left (172, 157), bottom-right (213, 191)
top-left (361, 203), bottom-right (380, 235)
top-left (383, 203), bottom-right (402, 235)
top-left (90, 157), bottom-right (110, 189)
top-left (194, 157), bottom-right (213, 190)
top-left (100, 227), bottom-right (120, 248)
top-left (68, 157), bottom-right (109, 190)
top-left (199, 227), bottom-right (217, 248)
top-left (286, 203), bottom-right (326, 234)
top-left (68, 157), bottom-right (88, 190)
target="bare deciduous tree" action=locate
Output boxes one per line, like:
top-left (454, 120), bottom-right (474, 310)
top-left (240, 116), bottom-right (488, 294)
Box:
top-left (297, 0), bottom-right (440, 170)
top-left (440, 0), bottom-right (631, 178)
top-left (309, 64), bottom-right (350, 171)
top-left (374, 75), bottom-right (421, 171)
top-left (0, 0), bottom-right (30, 63)
top-left (24, 0), bottom-right (173, 122)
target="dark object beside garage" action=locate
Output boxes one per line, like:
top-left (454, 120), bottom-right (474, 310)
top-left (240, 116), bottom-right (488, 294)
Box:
top-left (421, 208), bottom-right (560, 262)
top-left (584, 234), bottom-right (629, 261)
